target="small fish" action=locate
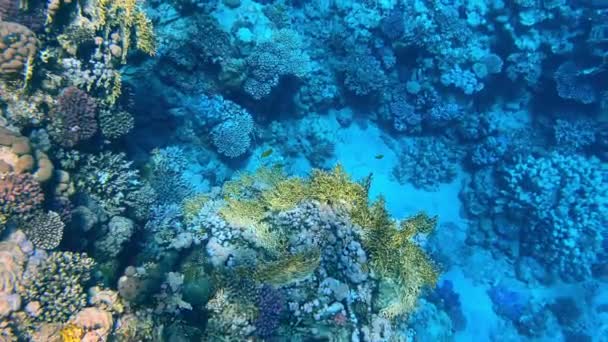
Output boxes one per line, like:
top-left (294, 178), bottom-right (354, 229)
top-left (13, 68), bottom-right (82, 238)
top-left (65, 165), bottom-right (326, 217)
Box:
top-left (261, 149), bottom-right (273, 158)
top-left (374, 154), bottom-right (384, 160)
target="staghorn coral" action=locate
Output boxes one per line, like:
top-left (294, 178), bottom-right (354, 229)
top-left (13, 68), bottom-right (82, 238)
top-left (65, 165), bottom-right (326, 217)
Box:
top-left (20, 251), bottom-right (95, 323)
top-left (0, 21), bottom-right (36, 76)
top-left (48, 87), bottom-right (98, 148)
top-left (24, 211), bottom-right (64, 250)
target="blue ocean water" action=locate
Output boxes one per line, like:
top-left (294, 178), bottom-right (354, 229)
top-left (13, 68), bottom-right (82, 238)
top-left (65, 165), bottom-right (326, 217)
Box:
top-left (0, 0), bottom-right (606, 340)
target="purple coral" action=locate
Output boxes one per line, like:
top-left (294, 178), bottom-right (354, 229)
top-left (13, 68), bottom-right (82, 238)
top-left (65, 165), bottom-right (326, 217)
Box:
top-left (254, 285), bottom-right (284, 338)
top-left (49, 87), bottom-right (98, 148)
top-left (0, 172), bottom-right (44, 219)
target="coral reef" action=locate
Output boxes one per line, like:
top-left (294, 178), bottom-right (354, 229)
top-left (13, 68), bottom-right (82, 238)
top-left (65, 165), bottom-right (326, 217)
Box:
top-left (48, 87), bottom-right (98, 148)
top-left (0, 0), bottom-right (606, 340)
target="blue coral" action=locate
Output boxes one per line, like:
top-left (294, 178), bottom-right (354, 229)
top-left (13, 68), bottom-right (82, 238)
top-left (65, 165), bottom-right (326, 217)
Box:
top-left (211, 112), bottom-right (254, 158)
top-left (553, 118), bottom-right (596, 152)
top-left (389, 97), bottom-right (421, 133)
top-left (254, 285), bottom-right (284, 338)
top-left (554, 62), bottom-right (597, 104)
top-left (244, 29), bottom-right (311, 100)
top-left (501, 152), bottom-right (608, 280)
top-left (470, 136), bottom-right (509, 167)
top-left (342, 48), bottom-right (386, 96)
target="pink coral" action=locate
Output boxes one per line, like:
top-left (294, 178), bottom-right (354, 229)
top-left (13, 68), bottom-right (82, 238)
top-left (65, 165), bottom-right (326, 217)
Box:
top-left (70, 307), bottom-right (113, 342)
top-left (0, 172), bottom-right (44, 219)
top-left (49, 87), bottom-right (98, 148)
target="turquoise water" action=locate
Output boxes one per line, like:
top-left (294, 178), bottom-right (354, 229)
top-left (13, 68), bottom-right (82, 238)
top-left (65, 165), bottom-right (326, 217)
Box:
top-left (0, 0), bottom-right (606, 341)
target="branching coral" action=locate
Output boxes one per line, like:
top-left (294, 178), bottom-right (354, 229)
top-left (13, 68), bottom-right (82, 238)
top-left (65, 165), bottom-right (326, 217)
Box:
top-left (393, 137), bottom-right (463, 190)
top-left (211, 112), bottom-right (254, 159)
top-left (86, 0), bottom-right (156, 61)
top-left (20, 251), bottom-right (95, 323)
top-left (98, 108), bottom-right (134, 140)
top-left (74, 152), bottom-right (142, 215)
top-left (216, 165), bottom-right (438, 322)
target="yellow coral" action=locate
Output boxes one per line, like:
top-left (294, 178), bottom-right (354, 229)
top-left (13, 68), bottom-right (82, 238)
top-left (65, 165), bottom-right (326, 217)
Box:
top-left (308, 164), bottom-right (368, 211)
top-left (219, 198), bottom-right (265, 229)
top-left (250, 222), bottom-right (288, 256)
top-left (261, 177), bottom-right (308, 211)
top-left (59, 324), bottom-right (83, 342)
top-left (217, 165), bottom-right (438, 319)
top-left (134, 11), bottom-right (156, 55)
top-left (91, 0), bottom-right (155, 62)
top-left (182, 194), bottom-right (209, 222)
top-left (255, 250), bottom-right (320, 285)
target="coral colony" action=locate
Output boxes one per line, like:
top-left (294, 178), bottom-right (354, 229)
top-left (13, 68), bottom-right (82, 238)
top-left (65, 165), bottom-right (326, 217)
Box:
top-left (0, 0), bottom-right (607, 341)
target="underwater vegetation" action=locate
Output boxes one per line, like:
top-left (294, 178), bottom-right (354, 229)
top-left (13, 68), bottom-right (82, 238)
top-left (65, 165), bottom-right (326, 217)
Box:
top-left (0, 0), bottom-right (607, 340)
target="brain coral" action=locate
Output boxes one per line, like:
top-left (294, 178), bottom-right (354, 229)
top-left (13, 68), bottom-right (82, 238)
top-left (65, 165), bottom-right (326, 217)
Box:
top-left (0, 21), bottom-right (37, 75)
top-left (49, 87), bottom-right (98, 148)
